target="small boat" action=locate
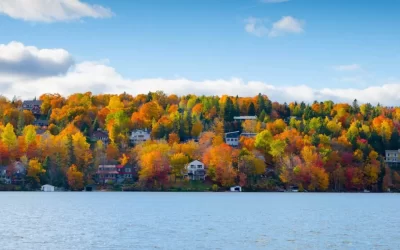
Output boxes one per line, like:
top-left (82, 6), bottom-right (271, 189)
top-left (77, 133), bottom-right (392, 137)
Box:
top-left (363, 189), bottom-right (370, 193)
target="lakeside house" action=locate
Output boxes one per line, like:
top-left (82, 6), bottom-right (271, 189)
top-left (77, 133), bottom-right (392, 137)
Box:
top-left (96, 165), bottom-right (119, 184)
top-left (41, 184), bottom-right (55, 192)
top-left (96, 164), bottom-right (135, 184)
top-left (9, 162), bottom-right (26, 185)
top-left (185, 160), bottom-right (206, 181)
top-left (0, 166), bottom-right (11, 184)
top-left (116, 164), bottom-right (135, 183)
top-left (130, 129), bottom-right (151, 145)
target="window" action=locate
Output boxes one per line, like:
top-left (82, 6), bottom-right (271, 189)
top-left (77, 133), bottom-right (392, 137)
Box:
top-left (197, 165), bottom-right (202, 169)
top-left (190, 165), bottom-right (195, 168)
top-left (125, 168), bottom-right (131, 172)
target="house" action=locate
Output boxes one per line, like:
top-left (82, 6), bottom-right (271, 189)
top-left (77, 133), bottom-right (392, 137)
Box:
top-left (22, 100), bottom-right (42, 115)
top-left (225, 131), bottom-right (240, 147)
top-left (96, 165), bottom-right (118, 184)
top-left (385, 150), bottom-right (399, 163)
top-left (41, 184), bottom-right (55, 192)
top-left (185, 160), bottom-right (206, 181)
top-left (91, 129), bottom-right (110, 144)
top-left (130, 129), bottom-right (151, 144)
top-left (241, 132), bottom-right (257, 138)
top-left (9, 162), bottom-right (26, 185)
top-left (234, 116), bottom-right (257, 121)
top-left (33, 119), bottom-right (49, 127)
top-left (0, 166), bottom-right (11, 184)
top-left (230, 186), bottom-right (242, 192)
top-left (116, 164), bottom-right (135, 183)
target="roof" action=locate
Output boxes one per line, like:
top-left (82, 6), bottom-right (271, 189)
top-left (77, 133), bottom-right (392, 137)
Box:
top-left (92, 130), bottom-right (109, 138)
top-left (225, 131), bottom-right (240, 138)
top-left (23, 100), bottom-right (42, 105)
top-left (385, 150), bottom-right (399, 152)
top-left (187, 160), bottom-right (204, 166)
top-left (42, 184), bottom-right (55, 187)
top-left (234, 116), bottom-right (257, 120)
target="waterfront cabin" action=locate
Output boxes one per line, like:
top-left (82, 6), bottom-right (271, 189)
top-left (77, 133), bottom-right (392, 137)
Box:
top-left (185, 160), bottom-right (206, 181)
top-left (116, 164), bottom-right (135, 183)
top-left (230, 186), bottom-right (242, 192)
top-left (96, 165), bottom-right (118, 184)
top-left (41, 184), bottom-right (55, 192)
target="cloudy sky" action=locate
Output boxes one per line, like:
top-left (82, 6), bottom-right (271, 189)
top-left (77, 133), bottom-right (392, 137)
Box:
top-left (0, 0), bottom-right (399, 105)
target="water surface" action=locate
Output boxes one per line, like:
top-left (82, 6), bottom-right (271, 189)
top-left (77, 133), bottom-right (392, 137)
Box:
top-left (0, 192), bottom-right (399, 250)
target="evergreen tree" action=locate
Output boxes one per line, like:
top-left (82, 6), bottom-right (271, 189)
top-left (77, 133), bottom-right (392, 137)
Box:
top-left (248, 102), bottom-right (256, 116)
top-left (256, 93), bottom-right (266, 115)
top-left (223, 97), bottom-right (235, 122)
top-left (17, 111), bottom-right (25, 136)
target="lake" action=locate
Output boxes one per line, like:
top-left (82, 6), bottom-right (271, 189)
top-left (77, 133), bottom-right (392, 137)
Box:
top-left (0, 192), bottom-right (399, 250)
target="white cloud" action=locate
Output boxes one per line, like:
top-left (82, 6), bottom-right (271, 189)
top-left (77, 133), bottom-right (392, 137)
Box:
top-left (261, 0), bottom-right (289, 3)
top-left (244, 17), bottom-right (269, 37)
top-left (1, 42), bottom-right (399, 106)
top-left (0, 0), bottom-right (113, 22)
top-left (333, 64), bottom-right (362, 72)
top-left (245, 16), bottom-right (304, 37)
top-left (0, 41), bottom-right (74, 77)
top-left (269, 16), bottom-right (305, 37)
top-left (1, 61), bottom-right (399, 106)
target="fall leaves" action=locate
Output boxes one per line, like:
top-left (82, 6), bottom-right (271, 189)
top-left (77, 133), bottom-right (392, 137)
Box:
top-left (1, 92), bottom-right (400, 192)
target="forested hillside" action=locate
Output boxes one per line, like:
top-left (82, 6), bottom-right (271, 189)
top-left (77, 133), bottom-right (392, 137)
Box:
top-left (0, 91), bottom-right (399, 191)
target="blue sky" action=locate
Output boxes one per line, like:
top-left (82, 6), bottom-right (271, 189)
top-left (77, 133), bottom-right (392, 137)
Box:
top-left (0, 0), bottom-right (399, 104)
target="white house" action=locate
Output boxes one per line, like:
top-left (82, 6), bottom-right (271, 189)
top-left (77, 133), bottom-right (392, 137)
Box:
top-left (230, 186), bottom-right (242, 192)
top-left (185, 160), bottom-right (206, 181)
top-left (225, 131), bottom-right (240, 147)
top-left (41, 184), bottom-right (55, 192)
top-left (130, 129), bottom-right (151, 144)
top-left (385, 150), bottom-right (400, 163)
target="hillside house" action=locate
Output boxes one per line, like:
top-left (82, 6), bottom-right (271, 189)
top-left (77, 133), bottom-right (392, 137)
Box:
top-left (185, 160), bottom-right (206, 181)
top-left (22, 100), bottom-right (42, 115)
top-left (130, 129), bottom-right (150, 144)
top-left (225, 131), bottom-right (240, 147)
top-left (92, 130), bottom-right (110, 144)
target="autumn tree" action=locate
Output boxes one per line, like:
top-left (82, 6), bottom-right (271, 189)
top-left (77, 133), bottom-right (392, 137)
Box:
top-left (67, 164), bottom-right (84, 191)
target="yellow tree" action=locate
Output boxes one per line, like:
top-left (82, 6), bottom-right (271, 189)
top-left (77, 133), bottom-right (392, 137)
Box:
top-left (191, 121), bottom-right (203, 138)
top-left (170, 153), bottom-right (189, 181)
top-left (1, 123), bottom-right (17, 150)
top-left (72, 132), bottom-right (92, 170)
top-left (67, 164), bottom-right (84, 191)
top-left (27, 159), bottom-right (45, 184)
top-left (119, 153), bottom-right (129, 166)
